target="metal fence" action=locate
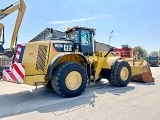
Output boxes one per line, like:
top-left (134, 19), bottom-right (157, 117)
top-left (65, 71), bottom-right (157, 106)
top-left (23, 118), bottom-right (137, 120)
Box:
top-left (0, 57), bottom-right (12, 77)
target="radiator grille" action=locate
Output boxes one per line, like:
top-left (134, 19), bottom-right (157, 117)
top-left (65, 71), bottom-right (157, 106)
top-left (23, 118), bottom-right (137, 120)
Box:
top-left (36, 45), bottom-right (47, 71)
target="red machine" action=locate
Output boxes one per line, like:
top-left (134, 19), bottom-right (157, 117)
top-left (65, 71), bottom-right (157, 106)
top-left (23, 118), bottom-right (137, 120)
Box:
top-left (113, 45), bottom-right (134, 58)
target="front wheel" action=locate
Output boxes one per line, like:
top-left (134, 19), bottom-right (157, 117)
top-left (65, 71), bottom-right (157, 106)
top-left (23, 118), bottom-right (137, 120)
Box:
top-left (108, 60), bottom-right (131, 87)
top-left (51, 62), bottom-right (88, 97)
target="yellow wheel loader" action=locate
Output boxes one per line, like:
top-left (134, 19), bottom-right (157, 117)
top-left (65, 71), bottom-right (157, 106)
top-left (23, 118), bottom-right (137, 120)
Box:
top-left (0, 1), bottom-right (154, 98)
top-left (2, 26), bottom-right (154, 97)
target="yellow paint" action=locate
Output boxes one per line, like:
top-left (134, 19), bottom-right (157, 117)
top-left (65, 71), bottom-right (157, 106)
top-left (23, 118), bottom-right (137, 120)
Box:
top-left (0, 23), bottom-right (4, 40)
top-left (102, 56), bottom-right (120, 69)
top-left (130, 66), bottom-right (143, 76)
top-left (17, 38), bottom-right (152, 86)
top-left (87, 51), bottom-right (121, 79)
top-left (120, 67), bottom-right (129, 81)
top-left (46, 53), bottom-right (88, 72)
top-left (22, 41), bottom-right (50, 75)
top-left (21, 40), bottom-right (122, 86)
top-left (122, 58), bottom-right (144, 76)
top-left (65, 71), bottom-right (82, 90)
top-left (94, 57), bottom-right (106, 79)
top-left (24, 75), bottom-right (45, 86)
top-left (88, 55), bottom-right (98, 63)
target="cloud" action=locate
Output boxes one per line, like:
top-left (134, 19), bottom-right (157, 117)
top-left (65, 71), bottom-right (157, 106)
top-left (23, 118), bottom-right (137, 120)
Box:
top-left (49, 16), bottom-right (109, 25)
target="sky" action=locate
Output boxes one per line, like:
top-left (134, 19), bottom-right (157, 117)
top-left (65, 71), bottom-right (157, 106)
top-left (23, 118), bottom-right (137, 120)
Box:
top-left (0, 0), bottom-right (160, 53)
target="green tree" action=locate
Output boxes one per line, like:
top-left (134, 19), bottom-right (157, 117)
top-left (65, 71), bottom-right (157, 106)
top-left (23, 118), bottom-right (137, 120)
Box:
top-left (134, 46), bottom-right (148, 61)
top-left (149, 51), bottom-right (158, 56)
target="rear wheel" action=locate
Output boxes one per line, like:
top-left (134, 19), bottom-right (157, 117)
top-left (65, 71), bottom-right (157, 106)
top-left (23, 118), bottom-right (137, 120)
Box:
top-left (51, 62), bottom-right (88, 97)
top-left (108, 60), bottom-right (131, 87)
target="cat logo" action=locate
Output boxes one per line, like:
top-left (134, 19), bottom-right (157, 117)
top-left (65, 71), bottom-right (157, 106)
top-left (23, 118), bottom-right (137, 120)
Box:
top-left (64, 44), bottom-right (72, 51)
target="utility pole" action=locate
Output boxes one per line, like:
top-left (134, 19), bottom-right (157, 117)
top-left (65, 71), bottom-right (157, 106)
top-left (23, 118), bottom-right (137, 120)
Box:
top-left (109, 30), bottom-right (114, 49)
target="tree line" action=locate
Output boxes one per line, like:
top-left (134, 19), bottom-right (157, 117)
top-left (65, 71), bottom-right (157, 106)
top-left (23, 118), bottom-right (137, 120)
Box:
top-left (134, 46), bottom-right (159, 61)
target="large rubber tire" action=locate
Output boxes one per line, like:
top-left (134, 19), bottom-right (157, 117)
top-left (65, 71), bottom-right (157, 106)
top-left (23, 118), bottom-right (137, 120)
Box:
top-left (51, 62), bottom-right (88, 97)
top-left (108, 60), bottom-right (131, 87)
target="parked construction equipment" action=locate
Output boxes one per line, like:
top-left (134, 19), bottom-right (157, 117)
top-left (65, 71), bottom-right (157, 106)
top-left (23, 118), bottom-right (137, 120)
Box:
top-left (1, 1), bottom-right (154, 98)
top-left (0, 0), bottom-right (26, 54)
top-left (0, 23), bottom-right (4, 52)
top-left (148, 55), bottom-right (159, 67)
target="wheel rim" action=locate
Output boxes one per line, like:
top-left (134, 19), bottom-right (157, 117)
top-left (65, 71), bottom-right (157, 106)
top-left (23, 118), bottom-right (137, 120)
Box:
top-left (65, 71), bottom-right (82, 90)
top-left (120, 67), bottom-right (129, 81)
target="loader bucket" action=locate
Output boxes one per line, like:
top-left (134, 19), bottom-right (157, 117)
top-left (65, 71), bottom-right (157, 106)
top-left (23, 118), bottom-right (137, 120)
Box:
top-left (131, 60), bottom-right (154, 82)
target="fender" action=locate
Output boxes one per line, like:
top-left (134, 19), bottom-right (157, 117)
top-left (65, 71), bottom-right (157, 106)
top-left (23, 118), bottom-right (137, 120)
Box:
top-left (47, 52), bottom-right (89, 79)
top-left (104, 56), bottom-right (121, 69)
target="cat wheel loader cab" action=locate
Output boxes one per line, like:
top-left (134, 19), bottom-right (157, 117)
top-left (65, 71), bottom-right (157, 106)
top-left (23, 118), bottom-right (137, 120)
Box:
top-left (2, 26), bottom-right (133, 97)
top-left (66, 26), bottom-right (96, 56)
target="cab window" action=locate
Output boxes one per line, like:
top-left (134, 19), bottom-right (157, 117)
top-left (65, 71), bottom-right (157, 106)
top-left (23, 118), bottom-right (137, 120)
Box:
top-left (81, 30), bottom-right (90, 45)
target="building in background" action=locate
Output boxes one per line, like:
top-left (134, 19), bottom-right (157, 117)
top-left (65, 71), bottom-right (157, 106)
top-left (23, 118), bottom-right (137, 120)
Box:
top-left (29, 28), bottom-right (65, 42)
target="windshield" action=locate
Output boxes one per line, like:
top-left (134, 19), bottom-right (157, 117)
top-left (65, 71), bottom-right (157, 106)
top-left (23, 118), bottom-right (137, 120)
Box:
top-left (149, 57), bottom-right (158, 60)
top-left (81, 30), bottom-right (90, 45)
top-left (66, 31), bottom-right (78, 42)
top-left (66, 29), bottom-right (93, 46)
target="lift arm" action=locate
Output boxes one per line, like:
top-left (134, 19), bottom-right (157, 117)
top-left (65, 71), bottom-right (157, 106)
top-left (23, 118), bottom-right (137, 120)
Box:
top-left (0, 0), bottom-right (26, 50)
top-left (0, 23), bottom-right (4, 41)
